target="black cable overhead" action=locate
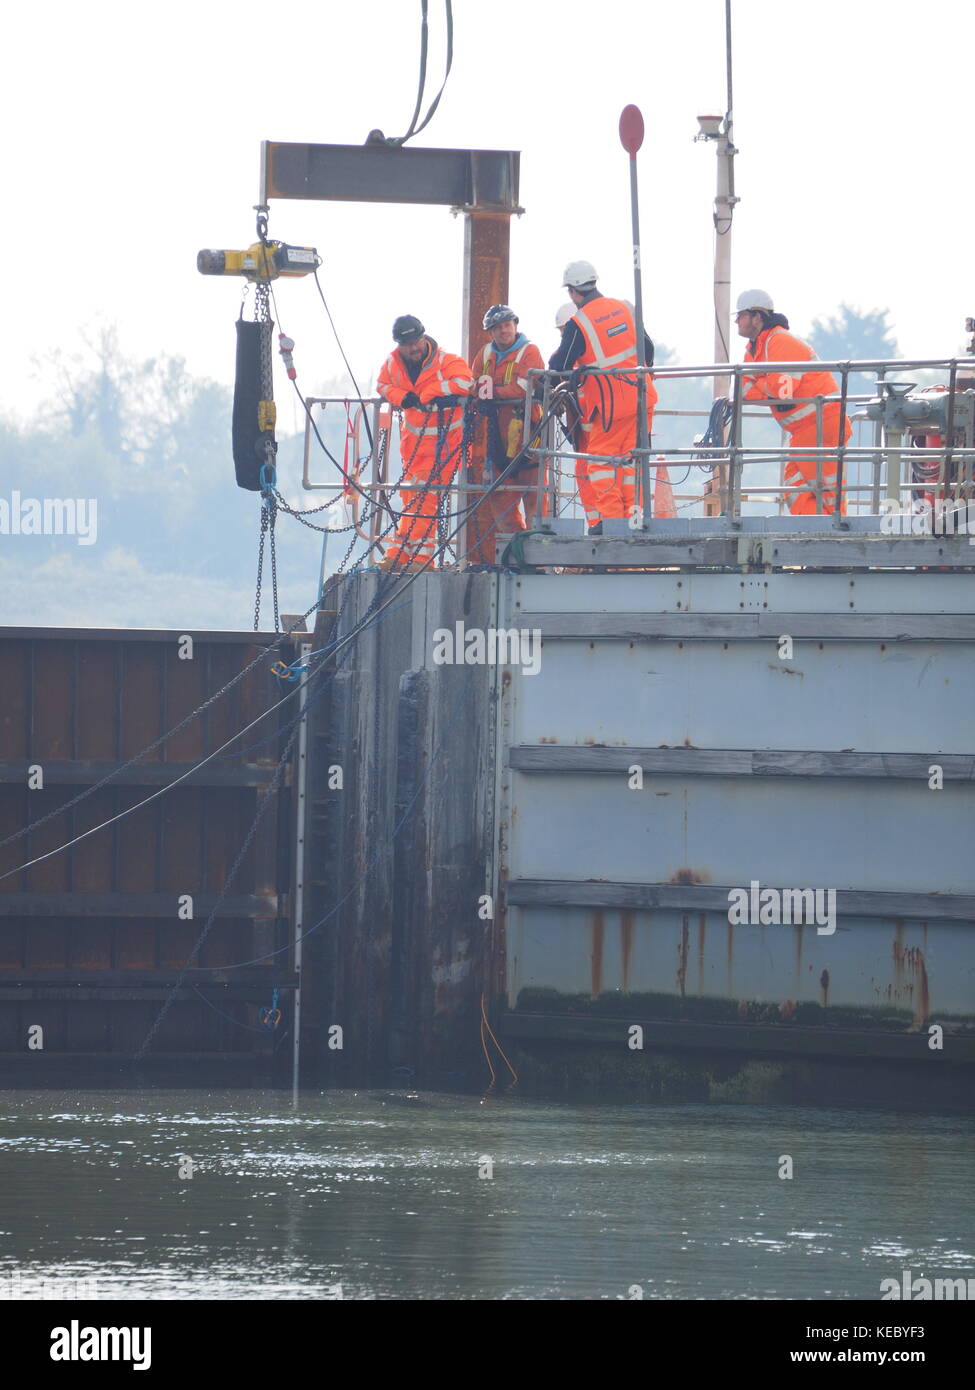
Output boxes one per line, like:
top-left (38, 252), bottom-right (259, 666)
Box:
top-left (385, 1), bottom-right (454, 147)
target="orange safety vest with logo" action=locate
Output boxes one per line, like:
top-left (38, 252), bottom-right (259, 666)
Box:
top-left (377, 340), bottom-right (474, 459)
top-left (571, 297), bottom-right (655, 425)
top-left (743, 327), bottom-right (840, 432)
top-left (472, 339), bottom-right (544, 458)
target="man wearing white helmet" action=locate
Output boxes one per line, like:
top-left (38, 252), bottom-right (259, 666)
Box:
top-left (736, 290), bottom-right (851, 515)
top-left (549, 260), bottom-right (656, 532)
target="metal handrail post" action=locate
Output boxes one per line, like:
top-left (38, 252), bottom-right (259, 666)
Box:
top-left (728, 364), bottom-right (743, 520)
top-left (872, 368), bottom-right (885, 512)
top-left (832, 367), bottom-right (850, 528)
top-left (814, 396), bottom-right (824, 514)
top-left (943, 359), bottom-right (958, 504)
top-left (370, 399), bottom-right (383, 550)
top-left (885, 425), bottom-right (904, 504)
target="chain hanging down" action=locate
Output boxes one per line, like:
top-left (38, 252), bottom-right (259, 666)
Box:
top-left (252, 214), bottom-right (280, 632)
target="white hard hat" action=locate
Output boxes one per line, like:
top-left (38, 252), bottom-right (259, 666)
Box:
top-left (563, 260), bottom-right (598, 289)
top-left (736, 288), bottom-right (774, 313)
top-left (555, 302), bottom-right (576, 329)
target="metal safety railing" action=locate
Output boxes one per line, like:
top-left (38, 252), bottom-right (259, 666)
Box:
top-left (298, 358), bottom-right (975, 562)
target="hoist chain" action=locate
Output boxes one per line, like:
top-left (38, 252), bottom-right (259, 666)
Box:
top-left (252, 235), bottom-right (280, 632)
top-left (254, 497), bottom-right (268, 632)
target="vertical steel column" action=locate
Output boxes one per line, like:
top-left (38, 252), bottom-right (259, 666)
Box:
top-left (462, 210), bottom-right (511, 364)
top-left (459, 210), bottom-right (512, 565)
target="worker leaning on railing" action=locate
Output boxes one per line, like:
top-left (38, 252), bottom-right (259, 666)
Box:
top-left (736, 289), bottom-right (851, 515)
top-left (376, 315), bottom-right (474, 572)
top-left (466, 304), bottom-right (546, 565)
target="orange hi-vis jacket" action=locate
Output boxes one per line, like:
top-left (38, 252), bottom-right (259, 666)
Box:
top-left (743, 327), bottom-right (840, 432)
top-left (377, 339), bottom-right (474, 465)
top-left (571, 296), bottom-right (657, 425)
top-left (471, 337), bottom-right (544, 460)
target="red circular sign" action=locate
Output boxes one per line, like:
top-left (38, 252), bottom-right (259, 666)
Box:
top-left (619, 104), bottom-right (645, 155)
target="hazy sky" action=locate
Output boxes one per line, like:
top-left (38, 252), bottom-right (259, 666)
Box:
top-left (4, 0), bottom-right (973, 428)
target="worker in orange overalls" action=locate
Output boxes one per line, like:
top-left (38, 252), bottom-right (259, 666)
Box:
top-left (376, 315), bottom-right (474, 570)
top-left (736, 289), bottom-right (851, 515)
top-left (552, 301), bottom-right (600, 530)
top-left (467, 304), bottom-right (546, 564)
top-left (548, 261), bottom-right (657, 534)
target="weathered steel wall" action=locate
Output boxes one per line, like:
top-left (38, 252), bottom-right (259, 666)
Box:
top-left (298, 563), bottom-right (975, 1097)
top-left (305, 571), bottom-right (497, 1087)
top-left (0, 626), bottom-right (298, 1076)
top-left (497, 570), bottom-right (975, 1067)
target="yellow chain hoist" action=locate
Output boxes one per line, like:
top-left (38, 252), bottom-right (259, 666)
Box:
top-left (197, 240), bottom-right (320, 282)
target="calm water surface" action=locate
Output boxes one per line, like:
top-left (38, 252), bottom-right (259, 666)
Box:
top-left (0, 1090), bottom-right (971, 1300)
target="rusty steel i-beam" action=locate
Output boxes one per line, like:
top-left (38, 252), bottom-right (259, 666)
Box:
top-left (259, 141), bottom-right (522, 363)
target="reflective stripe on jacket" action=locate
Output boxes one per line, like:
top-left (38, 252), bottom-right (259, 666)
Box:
top-left (377, 339), bottom-right (474, 441)
top-left (472, 338), bottom-right (544, 459)
top-left (571, 297), bottom-right (653, 423)
top-left (743, 327), bottom-right (840, 430)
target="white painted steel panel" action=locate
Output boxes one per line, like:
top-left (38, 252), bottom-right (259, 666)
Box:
top-left (510, 571), bottom-right (975, 616)
top-left (507, 640), bottom-right (973, 755)
top-left (507, 773), bottom-right (973, 894)
top-left (497, 568), bottom-right (975, 1024)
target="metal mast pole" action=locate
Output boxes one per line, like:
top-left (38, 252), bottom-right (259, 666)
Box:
top-left (619, 105), bottom-right (651, 527)
top-left (700, 0), bottom-right (738, 513)
top-left (714, 0), bottom-right (736, 395)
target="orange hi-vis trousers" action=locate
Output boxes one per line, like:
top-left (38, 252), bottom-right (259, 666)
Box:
top-left (577, 406), bottom-right (656, 521)
top-left (783, 403), bottom-right (851, 515)
top-left (385, 437), bottom-right (460, 565)
top-left (575, 459), bottom-right (602, 528)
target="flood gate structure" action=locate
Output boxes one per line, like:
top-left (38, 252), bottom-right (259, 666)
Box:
top-left (307, 527), bottom-right (975, 1102)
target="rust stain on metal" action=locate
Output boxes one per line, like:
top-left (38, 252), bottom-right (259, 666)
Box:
top-left (677, 916), bottom-right (689, 998)
top-left (913, 950), bottom-right (930, 1030)
top-left (697, 915), bottom-right (706, 996)
top-left (669, 867), bottom-right (711, 884)
top-left (895, 944), bottom-right (930, 1030)
top-left (591, 911), bottom-right (604, 1001)
top-left (620, 911), bottom-right (634, 995)
top-left (820, 968), bottom-right (830, 1008)
top-left (893, 921), bottom-right (905, 996)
